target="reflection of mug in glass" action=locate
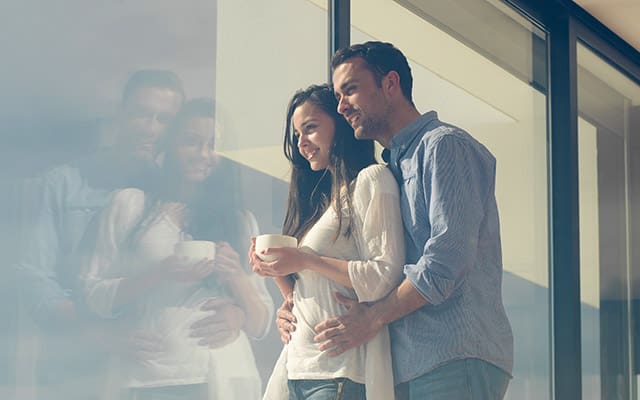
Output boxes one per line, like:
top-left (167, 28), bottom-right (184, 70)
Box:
top-left (175, 240), bottom-right (222, 291)
top-left (254, 234), bottom-right (298, 262)
top-left (174, 240), bottom-right (216, 261)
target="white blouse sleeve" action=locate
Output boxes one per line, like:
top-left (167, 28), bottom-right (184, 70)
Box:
top-left (347, 165), bottom-right (405, 302)
top-left (239, 209), bottom-right (274, 339)
top-left (80, 188), bottom-right (146, 318)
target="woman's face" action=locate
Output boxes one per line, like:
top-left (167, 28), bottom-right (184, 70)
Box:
top-left (292, 101), bottom-right (336, 171)
top-left (174, 116), bottom-right (217, 183)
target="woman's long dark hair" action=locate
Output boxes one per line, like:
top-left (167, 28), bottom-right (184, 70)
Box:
top-left (134, 98), bottom-right (246, 260)
top-left (282, 84), bottom-right (375, 241)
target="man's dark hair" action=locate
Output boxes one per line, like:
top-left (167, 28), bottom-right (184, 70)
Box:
top-left (332, 41), bottom-right (414, 104)
top-left (121, 69), bottom-right (185, 105)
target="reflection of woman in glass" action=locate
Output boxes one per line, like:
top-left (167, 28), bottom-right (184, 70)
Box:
top-left (250, 85), bottom-right (404, 400)
top-left (81, 98), bottom-right (272, 400)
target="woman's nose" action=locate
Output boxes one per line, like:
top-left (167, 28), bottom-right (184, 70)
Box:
top-left (298, 135), bottom-right (309, 147)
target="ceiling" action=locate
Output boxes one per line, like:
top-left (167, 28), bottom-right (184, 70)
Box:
top-left (573, 0), bottom-right (640, 52)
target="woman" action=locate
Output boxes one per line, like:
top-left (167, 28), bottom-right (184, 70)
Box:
top-left (81, 98), bottom-right (272, 400)
top-left (250, 84), bottom-right (405, 400)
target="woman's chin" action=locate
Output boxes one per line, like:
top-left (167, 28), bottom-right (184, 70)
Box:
top-left (183, 171), bottom-right (210, 183)
top-left (309, 162), bottom-right (328, 171)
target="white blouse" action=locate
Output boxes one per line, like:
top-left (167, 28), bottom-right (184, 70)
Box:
top-left (80, 188), bottom-right (272, 396)
top-left (265, 164), bottom-right (405, 400)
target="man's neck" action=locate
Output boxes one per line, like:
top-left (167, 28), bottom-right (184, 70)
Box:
top-left (378, 105), bottom-right (421, 148)
top-left (88, 149), bottom-right (155, 189)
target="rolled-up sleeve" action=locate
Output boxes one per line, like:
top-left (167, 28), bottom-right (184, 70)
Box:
top-left (405, 135), bottom-right (488, 305)
top-left (80, 188), bottom-right (145, 318)
top-left (347, 165), bottom-right (405, 303)
top-left (11, 171), bottom-right (72, 320)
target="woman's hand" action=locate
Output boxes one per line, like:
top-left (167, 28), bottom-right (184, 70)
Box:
top-left (213, 242), bottom-right (245, 282)
top-left (248, 238), bottom-right (262, 272)
top-left (158, 255), bottom-right (216, 283)
top-left (250, 238), bottom-right (309, 277)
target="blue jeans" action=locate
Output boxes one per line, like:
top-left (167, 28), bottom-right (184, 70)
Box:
top-left (127, 384), bottom-right (208, 400)
top-left (408, 359), bottom-right (510, 400)
top-left (287, 378), bottom-right (365, 400)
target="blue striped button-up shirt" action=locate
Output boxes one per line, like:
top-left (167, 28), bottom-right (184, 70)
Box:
top-left (384, 111), bottom-right (513, 384)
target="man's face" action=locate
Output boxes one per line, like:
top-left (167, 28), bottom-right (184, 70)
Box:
top-left (332, 57), bottom-right (391, 141)
top-left (117, 86), bottom-right (182, 162)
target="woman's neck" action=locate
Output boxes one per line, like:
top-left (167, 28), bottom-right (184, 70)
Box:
top-left (166, 173), bottom-right (199, 202)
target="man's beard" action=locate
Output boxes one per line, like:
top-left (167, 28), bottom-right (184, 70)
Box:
top-left (357, 114), bottom-right (389, 140)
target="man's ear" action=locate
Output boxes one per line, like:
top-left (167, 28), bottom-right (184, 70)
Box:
top-left (383, 70), bottom-right (401, 98)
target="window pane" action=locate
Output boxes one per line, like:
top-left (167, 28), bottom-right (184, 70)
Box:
top-left (350, 0), bottom-right (550, 398)
top-left (578, 42), bottom-right (640, 400)
top-left (0, 1), bottom-right (327, 398)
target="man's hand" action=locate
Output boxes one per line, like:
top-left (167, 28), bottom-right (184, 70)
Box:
top-left (122, 330), bottom-right (166, 364)
top-left (275, 296), bottom-right (296, 344)
top-left (313, 292), bottom-right (382, 356)
top-left (190, 297), bottom-right (244, 348)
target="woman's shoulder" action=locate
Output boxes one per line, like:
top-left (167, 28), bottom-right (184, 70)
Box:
top-left (111, 187), bottom-right (145, 204)
top-left (107, 188), bottom-right (147, 217)
top-left (350, 164), bottom-right (399, 203)
top-left (355, 164), bottom-right (397, 187)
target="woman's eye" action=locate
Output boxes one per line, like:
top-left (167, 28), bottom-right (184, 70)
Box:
top-left (180, 137), bottom-right (200, 147)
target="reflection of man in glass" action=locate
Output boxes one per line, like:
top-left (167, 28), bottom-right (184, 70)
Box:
top-left (81, 98), bottom-right (272, 400)
top-left (306, 41), bottom-right (514, 399)
top-left (11, 69), bottom-right (184, 399)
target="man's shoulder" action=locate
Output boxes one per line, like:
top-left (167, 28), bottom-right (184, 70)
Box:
top-left (40, 153), bottom-right (105, 181)
top-left (421, 122), bottom-right (492, 159)
top-left (39, 163), bottom-right (83, 190)
top-left (420, 121), bottom-right (466, 147)
top-left (38, 153), bottom-right (117, 202)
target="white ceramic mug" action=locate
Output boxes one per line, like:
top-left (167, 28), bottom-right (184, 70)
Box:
top-left (174, 240), bottom-right (216, 261)
top-left (254, 234), bottom-right (298, 262)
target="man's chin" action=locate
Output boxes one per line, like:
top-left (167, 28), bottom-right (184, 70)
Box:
top-left (354, 128), bottom-right (369, 140)
top-left (132, 149), bottom-right (157, 164)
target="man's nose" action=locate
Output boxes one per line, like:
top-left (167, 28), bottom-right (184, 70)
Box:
top-left (144, 115), bottom-right (164, 134)
top-left (199, 144), bottom-right (211, 158)
top-left (337, 96), bottom-right (349, 115)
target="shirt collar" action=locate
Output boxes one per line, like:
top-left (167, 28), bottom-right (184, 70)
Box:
top-left (389, 111), bottom-right (439, 152)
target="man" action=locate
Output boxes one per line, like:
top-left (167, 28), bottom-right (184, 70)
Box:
top-left (9, 69), bottom-right (184, 399)
top-left (15, 69), bottom-right (184, 325)
top-left (281, 41), bottom-right (514, 399)
top-left (12, 70), bottom-right (252, 399)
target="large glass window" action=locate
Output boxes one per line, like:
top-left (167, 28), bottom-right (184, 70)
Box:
top-left (0, 1), bottom-right (327, 398)
top-left (578, 42), bottom-right (640, 400)
top-left (349, 0), bottom-right (550, 398)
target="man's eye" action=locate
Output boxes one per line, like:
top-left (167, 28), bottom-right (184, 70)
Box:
top-left (157, 113), bottom-right (173, 125)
